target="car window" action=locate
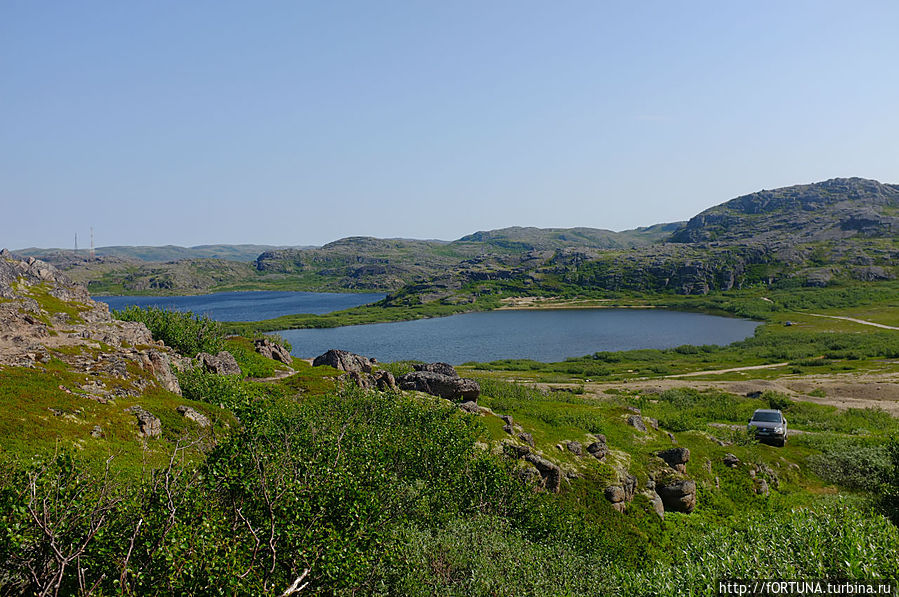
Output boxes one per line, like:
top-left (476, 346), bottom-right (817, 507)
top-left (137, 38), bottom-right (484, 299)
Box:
top-left (751, 412), bottom-right (782, 423)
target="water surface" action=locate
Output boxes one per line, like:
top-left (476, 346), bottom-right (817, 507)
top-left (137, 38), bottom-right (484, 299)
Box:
top-left (94, 290), bottom-right (385, 322)
top-left (278, 308), bottom-right (760, 364)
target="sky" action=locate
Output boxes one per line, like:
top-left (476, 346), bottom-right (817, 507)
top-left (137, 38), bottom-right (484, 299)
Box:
top-left (2, 1), bottom-right (899, 249)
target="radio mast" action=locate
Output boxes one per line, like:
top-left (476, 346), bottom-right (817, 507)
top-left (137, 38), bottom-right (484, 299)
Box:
top-left (74, 233), bottom-right (78, 253)
top-left (90, 227), bottom-right (95, 259)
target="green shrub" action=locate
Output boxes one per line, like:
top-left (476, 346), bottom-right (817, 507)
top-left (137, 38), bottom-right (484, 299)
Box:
top-left (114, 306), bottom-right (223, 356)
top-left (763, 390), bottom-right (793, 411)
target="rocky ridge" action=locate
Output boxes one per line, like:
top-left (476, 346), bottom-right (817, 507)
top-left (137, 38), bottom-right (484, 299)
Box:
top-left (0, 249), bottom-right (183, 399)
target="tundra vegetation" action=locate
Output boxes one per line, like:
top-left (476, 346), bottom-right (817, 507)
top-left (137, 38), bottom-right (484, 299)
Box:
top-left (3, 178), bottom-right (899, 594)
top-left (1, 297), bottom-right (898, 595)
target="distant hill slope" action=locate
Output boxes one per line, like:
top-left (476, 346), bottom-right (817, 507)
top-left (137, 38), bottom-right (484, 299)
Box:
top-left (14, 244), bottom-right (304, 262)
top-left (457, 223), bottom-right (682, 250)
top-left (670, 178), bottom-right (899, 245)
top-left (13, 178), bottom-right (898, 297)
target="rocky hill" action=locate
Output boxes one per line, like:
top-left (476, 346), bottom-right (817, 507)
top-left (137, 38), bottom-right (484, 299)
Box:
top-left (0, 249), bottom-right (230, 457)
top-left (670, 178), bottom-right (899, 245)
top-left (14, 178), bottom-right (899, 300)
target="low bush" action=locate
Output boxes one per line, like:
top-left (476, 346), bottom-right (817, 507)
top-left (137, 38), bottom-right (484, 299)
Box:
top-left (114, 306), bottom-right (223, 356)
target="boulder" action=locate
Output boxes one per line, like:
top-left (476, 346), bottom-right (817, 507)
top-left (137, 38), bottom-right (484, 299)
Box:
top-left (604, 474), bottom-right (638, 512)
top-left (626, 414), bottom-right (647, 432)
top-left (586, 441), bottom-right (609, 460)
top-left (755, 478), bottom-right (769, 497)
top-left (197, 351), bottom-right (241, 376)
top-left (656, 479), bottom-right (696, 513)
top-left (125, 406), bottom-right (161, 438)
top-left (143, 350), bottom-right (181, 395)
top-left (459, 401), bottom-right (480, 414)
top-left (254, 337), bottom-right (292, 364)
top-left (177, 405), bottom-right (211, 427)
top-left (566, 440), bottom-right (583, 457)
top-left (657, 447), bottom-right (690, 473)
top-left (312, 349), bottom-right (375, 373)
top-left (396, 371), bottom-right (480, 401)
top-left (412, 362), bottom-right (459, 377)
top-left (524, 454), bottom-right (563, 493)
top-left (723, 453), bottom-right (741, 468)
top-left (518, 432), bottom-right (535, 447)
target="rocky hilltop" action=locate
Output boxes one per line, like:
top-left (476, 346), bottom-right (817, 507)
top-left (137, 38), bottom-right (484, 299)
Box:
top-left (670, 178), bottom-right (899, 245)
top-left (0, 248), bottom-right (181, 397)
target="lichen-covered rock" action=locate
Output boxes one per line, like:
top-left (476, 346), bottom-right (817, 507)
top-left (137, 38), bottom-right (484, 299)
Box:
top-left (459, 401), bottom-right (480, 414)
top-left (412, 362), bottom-right (459, 377)
top-left (197, 351), bottom-right (241, 376)
top-left (518, 432), bottom-right (535, 447)
top-left (177, 405), bottom-right (211, 427)
top-left (524, 453), bottom-right (563, 493)
top-left (396, 371), bottom-right (480, 402)
top-left (723, 453), bottom-right (741, 468)
top-left (656, 479), bottom-right (697, 513)
top-left (626, 414), bottom-right (647, 432)
top-left (604, 474), bottom-right (638, 512)
top-left (312, 349), bottom-right (375, 373)
top-left (125, 406), bottom-right (161, 438)
top-left (254, 337), bottom-right (292, 364)
top-left (657, 447), bottom-right (690, 473)
top-left (566, 440), bottom-right (583, 456)
top-left (586, 441), bottom-right (609, 460)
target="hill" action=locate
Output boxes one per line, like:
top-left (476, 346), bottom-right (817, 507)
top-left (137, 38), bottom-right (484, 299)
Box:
top-left (14, 178), bottom-right (899, 301)
top-left (670, 178), bottom-right (899, 245)
top-left (14, 243), bottom-right (301, 262)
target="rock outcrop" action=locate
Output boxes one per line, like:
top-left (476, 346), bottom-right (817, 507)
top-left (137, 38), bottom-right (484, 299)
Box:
top-left (197, 351), bottom-right (242, 376)
top-left (342, 370), bottom-right (398, 392)
top-left (177, 405), bottom-right (211, 427)
top-left (0, 250), bottom-right (182, 396)
top-left (657, 447), bottom-right (690, 473)
top-left (313, 349), bottom-right (376, 373)
top-left (656, 479), bottom-right (697, 513)
top-left (396, 363), bottom-right (480, 402)
top-left (125, 406), bottom-right (161, 438)
top-left (254, 337), bottom-right (292, 364)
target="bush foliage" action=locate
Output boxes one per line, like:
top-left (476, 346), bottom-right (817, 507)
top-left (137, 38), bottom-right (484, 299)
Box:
top-left (114, 305), bottom-right (223, 356)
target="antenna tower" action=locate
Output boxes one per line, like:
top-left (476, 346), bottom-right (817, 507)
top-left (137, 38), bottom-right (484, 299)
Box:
top-left (74, 233), bottom-right (78, 253)
top-left (90, 227), bottom-right (95, 259)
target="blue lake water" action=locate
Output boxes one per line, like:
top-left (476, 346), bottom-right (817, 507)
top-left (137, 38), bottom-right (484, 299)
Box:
top-left (93, 291), bottom-right (386, 322)
top-left (278, 308), bottom-right (761, 364)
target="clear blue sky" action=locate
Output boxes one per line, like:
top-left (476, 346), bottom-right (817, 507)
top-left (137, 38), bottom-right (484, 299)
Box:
top-left (3, 1), bottom-right (898, 249)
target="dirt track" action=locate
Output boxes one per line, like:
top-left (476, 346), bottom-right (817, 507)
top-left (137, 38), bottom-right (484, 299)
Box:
top-left (541, 370), bottom-right (899, 416)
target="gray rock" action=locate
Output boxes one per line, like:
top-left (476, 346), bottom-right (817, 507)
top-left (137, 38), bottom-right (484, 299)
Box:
top-left (397, 371), bottom-right (480, 401)
top-left (657, 479), bottom-right (696, 513)
top-left (626, 414), bottom-right (647, 432)
top-left (755, 479), bottom-right (769, 497)
top-left (566, 440), bottom-right (583, 456)
top-left (586, 441), bottom-right (609, 460)
top-left (125, 406), bottom-right (161, 438)
top-left (254, 337), bottom-right (292, 364)
top-left (524, 454), bottom-right (563, 492)
top-left (647, 491), bottom-right (665, 519)
top-left (177, 405), bottom-right (211, 427)
top-left (412, 362), bottom-right (459, 377)
top-left (459, 401), bottom-right (480, 414)
top-left (90, 425), bottom-right (103, 438)
top-left (197, 351), bottom-right (241, 376)
top-left (657, 447), bottom-right (690, 473)
top-left (723, 453), bottom-right (741, 468)
top-left (312, 349), bottom-right (375, 373)
top-left (518, 432), bottom-right (535, 447)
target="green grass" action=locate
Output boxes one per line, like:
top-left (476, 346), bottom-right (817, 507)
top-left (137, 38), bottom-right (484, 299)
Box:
top-left (0, 363), bottom-right (234, 476)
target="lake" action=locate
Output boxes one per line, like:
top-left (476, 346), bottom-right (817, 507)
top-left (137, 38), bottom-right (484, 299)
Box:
top-left (94, 290), bottom-right (386, 322)
top-left (277, 308), bottom-right (761, 364)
